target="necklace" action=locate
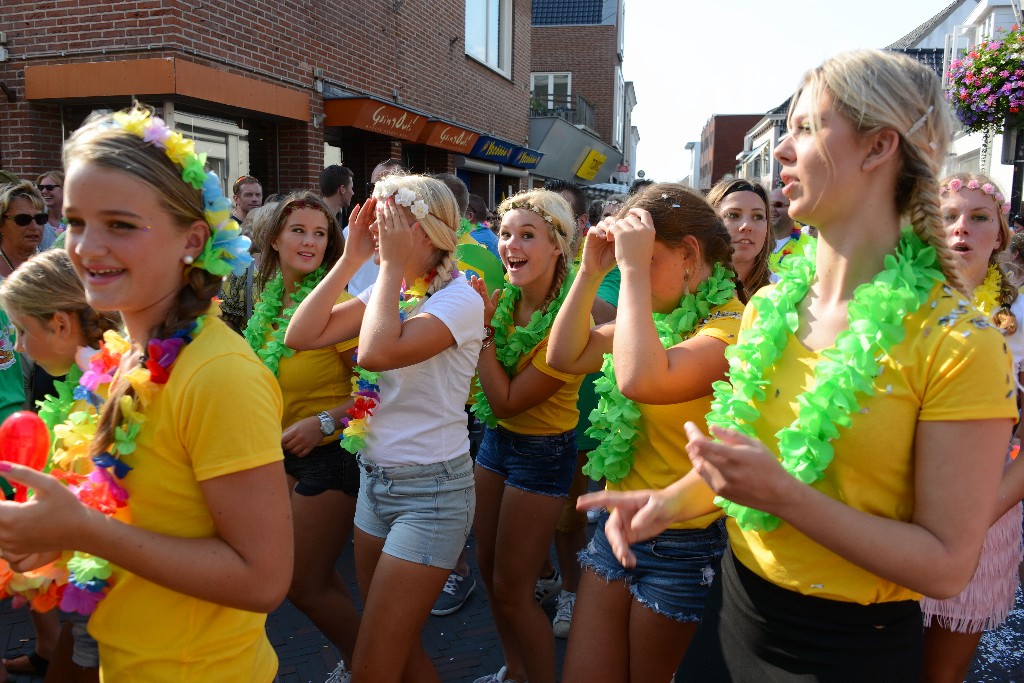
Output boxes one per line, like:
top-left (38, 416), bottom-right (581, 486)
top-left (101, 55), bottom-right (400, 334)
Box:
top-left (244, 266), bottom-right (327, 376)
top-left (973, 265), bottom-right (1001, 317)
top-left (337, 273), bottom-right (436, 454)
top-left (0, 246), bottom-right (14, 271)
top-left (706, 229), bottom-right (943, 532)
top-left (471, 268), bottom-right (576, 428)
top-left (586, 263), bottom-right (738, 482)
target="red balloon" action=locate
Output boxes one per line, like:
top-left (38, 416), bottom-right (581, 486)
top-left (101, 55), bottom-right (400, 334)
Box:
top-left (0, 411), bottom-right (50, 471)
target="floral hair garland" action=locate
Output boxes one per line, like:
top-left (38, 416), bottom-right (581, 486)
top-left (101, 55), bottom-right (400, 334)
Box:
top-left (501, 200), bottom-right (559, 233)
top-left (109, 109), bottom-right (253, 278)
top-left (373, 185), bottom-right (430, 220)
top-left (943, 177), bottom-right (1011, 216)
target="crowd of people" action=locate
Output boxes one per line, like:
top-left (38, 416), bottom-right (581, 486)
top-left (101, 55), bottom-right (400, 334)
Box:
top-left (0, 47), bottom-right (1021, 683)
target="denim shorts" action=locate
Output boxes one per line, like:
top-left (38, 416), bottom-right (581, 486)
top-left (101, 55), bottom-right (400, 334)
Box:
top-left (284, 441), bottom-right (360, 497)
top-left (475, 426), bottom-right (577, 497)
top-left (354, 453), bottom-right (475, 570)
top-left (580, 512), bottom-right (728, 622)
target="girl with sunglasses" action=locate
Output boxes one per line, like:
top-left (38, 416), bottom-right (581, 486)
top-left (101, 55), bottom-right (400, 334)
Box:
top-left (0, 182), bottom-right (48, 277)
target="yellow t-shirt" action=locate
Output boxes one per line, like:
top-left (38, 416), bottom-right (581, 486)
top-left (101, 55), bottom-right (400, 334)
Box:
top-left (729, 282), bottom-right (1018, 604)
top-left (275, 293), bottom-right (358, 447)
top-left (88, 317), bottom-right (284, 682)
top-left (498, 334), bottom-right (585, 435)
top-left (606, 297), bottom-right (744, 530)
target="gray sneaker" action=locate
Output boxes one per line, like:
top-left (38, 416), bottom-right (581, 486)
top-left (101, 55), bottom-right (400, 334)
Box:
top-left (534, 567), bottom-right (562, 604)
top-left (472, 666), bottom-right (508, 683)
top-left (432, 570), bottom-right (477, 616)
top-left (325, 660), bottom-right (351, 683)
top-left (552, 590), bottom-right (576, 638)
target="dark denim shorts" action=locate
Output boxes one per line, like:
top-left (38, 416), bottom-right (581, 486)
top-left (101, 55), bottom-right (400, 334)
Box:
top-left (475, 425), bottom-right (577, 497)
top-left (284, 441), bottom-right (360, 497)
top-left (580, 512), bottom-right (728, 622)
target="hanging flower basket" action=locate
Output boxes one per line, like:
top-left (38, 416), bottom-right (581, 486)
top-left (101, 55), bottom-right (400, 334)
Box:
top-left (946, 24), bottom-right (1024, 134)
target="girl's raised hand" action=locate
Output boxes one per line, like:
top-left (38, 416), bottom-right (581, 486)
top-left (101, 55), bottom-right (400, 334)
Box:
top-left (580, 216), bottom-right (617, 277)
top-left (469, 275), bottom-right (500, 323)
top-left (607, 208), bottom-right (656, 270)
top-left (376, 198), bottom-right (417, 267)
top-left (343, 197), bottom-right (378, 267)
top-left (683, 421), bottom-right (793, 514)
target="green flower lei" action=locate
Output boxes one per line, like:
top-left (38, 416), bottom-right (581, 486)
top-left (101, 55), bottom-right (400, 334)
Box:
top-left (471, 268), bottom-right (577, 427)
top-left (457, 217), bottom-right (474, 239)
top-left (37, 365), bottom-right (84, 438)
top-left (706, 228), bottom-right (944, 532)
top-left (585, 262), bottom-right (738, 482)
top-left (244, 266), bottom-right (328, 376)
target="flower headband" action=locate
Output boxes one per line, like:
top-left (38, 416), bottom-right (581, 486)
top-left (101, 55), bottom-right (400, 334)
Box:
top-left (943, 177), bottom-right (1011, 216)
top-left (501, 200), bottom-right (564, 235)
top-left (108, 109), bottom-right (253, 278)
top-left (373, 186), bottom-right (430, 221)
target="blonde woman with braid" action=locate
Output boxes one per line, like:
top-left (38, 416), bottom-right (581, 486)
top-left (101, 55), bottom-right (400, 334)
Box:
top-left (286, 174), bottom-right (483, 683)
top-left (583, 50), bottom-right (1017, 679)
top-left (0, 105), bottom-right (291, 681)
top-left (920, 173), bottom-right (1024, 683)
top-left (546, 183), bottom-right (745, 682)
top-left (0, 249), bottom-right (119, 683)
top-left (468, 189), bottom-right (584, 683)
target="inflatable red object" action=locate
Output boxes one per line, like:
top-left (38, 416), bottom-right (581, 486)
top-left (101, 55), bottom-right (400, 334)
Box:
top-left (0, 411), bottom-right (51, 501)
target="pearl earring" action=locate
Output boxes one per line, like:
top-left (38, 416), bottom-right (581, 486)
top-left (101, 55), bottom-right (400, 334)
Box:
top-left (183, 255), bottom-right (195, 265)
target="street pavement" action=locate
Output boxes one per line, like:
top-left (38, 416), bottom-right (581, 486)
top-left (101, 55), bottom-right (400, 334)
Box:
top-left (0, 529), bottom-right (1020, 682)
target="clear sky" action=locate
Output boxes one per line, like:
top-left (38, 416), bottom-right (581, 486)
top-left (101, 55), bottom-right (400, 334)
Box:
top-left (622, 0), bottom-right (955, 182)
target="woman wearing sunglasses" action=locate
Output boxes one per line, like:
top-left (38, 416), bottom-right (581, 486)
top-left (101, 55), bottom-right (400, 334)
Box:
top-left (0, 182), bottom-right (47, 277)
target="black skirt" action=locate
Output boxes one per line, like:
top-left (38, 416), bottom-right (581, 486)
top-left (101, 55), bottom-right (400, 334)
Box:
top-left (676, 548), bottom-right (922, 682)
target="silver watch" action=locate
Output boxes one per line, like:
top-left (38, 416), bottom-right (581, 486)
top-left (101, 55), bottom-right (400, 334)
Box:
top-left (317, 411), bottom-right (336, 436)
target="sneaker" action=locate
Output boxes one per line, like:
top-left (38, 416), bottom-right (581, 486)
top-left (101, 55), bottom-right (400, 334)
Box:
top-left (552, 590), bottom-right (576, 638)
top-left (472, 666), bottom-right (508, 683)
top-left (534, 567), bottom-right (562, 604)
top-left (432, 570), bottom-right (477, 616)
top-left (325, 660), bottom-right (351, 683)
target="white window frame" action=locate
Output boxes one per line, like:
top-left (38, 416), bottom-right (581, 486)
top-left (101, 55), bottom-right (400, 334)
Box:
top-left (531, 72), bottom-right (572, 109)
top-left (465, 0), bottom-right (513, 77)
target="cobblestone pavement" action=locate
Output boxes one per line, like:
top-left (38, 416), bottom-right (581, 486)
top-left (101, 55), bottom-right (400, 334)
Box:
top-left (0, 533), bottom-right (1020, 682)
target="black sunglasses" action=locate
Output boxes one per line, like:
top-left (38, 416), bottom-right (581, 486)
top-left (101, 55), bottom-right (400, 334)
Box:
top-left (3, 213), bottom-right (48, 227)
top-left (37, 184), bottom-right (61, 192)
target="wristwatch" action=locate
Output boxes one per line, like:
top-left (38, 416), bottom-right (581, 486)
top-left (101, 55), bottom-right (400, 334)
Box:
top-left (317, 411), bottom-right (336, 436)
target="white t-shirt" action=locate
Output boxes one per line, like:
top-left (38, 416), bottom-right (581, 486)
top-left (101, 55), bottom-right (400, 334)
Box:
top-left (356, 277), bottom-right (484, 466)
top-left (343, 226), bottom-right (380, 294)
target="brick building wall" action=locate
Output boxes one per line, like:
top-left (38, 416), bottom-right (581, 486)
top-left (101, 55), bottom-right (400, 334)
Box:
top-left (699, 114), bottom-right (762, 189)
top-left (0, 0), bottom-right (533, 187)
top-left (530, 24), bottom-right (617, 144)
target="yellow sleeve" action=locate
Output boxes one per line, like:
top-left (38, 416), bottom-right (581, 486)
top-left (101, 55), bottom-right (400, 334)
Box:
top-left (529, 336), bottom-right (584, 383)
top-left (694, 300), bottom-right (745, 345)
top-left (181, 352), bottom-right (284, 481)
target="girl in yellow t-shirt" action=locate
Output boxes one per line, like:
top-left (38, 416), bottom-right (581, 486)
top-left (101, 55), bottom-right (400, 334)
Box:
top-left (921, 173), bottom-right (1024, 682)
top-left (584, 50), bottom-right (1017, 680)
top-left (547, 183), bottom-right (745, 681)
top-left (707, 178), bottom-right (773, 299)
top-left (0, 248), bottom-right (119, 682)
top-left (0, 105), bottom-right (292, 683)
top-left (468, 189), bottom-right (583, 683)
top-left (243, 191), bottom-right (361, 681)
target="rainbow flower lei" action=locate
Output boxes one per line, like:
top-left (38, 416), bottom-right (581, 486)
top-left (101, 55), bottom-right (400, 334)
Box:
top-left (706, 228), bottom-right (943, 532)
top-left (471, 269), bottom-right (576, 428)
top-left (585, 263), bottom-right (737, 482)
top-left (338, 275), bottom-right (434, 453)
top-left (244, 266), bottom-right (328, 376)
top-left (109, 109), bottom-right (252, 279)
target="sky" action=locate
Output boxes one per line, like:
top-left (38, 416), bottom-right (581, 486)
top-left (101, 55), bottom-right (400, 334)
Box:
top-left (622, 0), bottom-right (956, 182)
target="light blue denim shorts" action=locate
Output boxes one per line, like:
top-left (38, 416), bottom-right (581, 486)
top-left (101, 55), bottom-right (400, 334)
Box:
top-left (354, 453), bottom-right (475, 570)
top-left (580, 512), bottom-right (728, 622)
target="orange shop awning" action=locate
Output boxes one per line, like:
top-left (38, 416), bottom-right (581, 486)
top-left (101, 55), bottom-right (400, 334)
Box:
top-left (417, 121), bottom-right (480, 154)
top-left (324, 98), bottom-right (427, 141)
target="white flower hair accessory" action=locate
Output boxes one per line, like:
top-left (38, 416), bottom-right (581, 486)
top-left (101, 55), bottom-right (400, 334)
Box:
top-left (375, 185), bottom-right (432, 221)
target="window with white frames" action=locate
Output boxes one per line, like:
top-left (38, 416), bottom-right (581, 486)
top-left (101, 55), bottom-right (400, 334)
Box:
top-left (531, 72), bottom-right (571, 110)
top-left (465, 0), bottom-right (512, 76)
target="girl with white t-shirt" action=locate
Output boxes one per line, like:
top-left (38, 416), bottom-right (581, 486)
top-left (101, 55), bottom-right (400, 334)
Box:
top-left (287, 173), bottom-right (483, 682)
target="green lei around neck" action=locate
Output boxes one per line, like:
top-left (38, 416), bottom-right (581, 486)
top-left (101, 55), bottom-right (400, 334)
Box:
top-left (37, 364), bottom-right (84, 443)
top-left (457, 217), bottom-right (474, 239)
top-left (706, 228), bottom-right (944, 532)
top-left (471, 267), bottom-right (576, 428)
top-left (585, 262), bottom-right (738, 483)
top-left (244, 265), bottom-right (328, 376)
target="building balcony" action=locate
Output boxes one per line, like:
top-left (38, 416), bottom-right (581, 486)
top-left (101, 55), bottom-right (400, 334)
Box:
top-left (531, 94), bottom-right (596, 134)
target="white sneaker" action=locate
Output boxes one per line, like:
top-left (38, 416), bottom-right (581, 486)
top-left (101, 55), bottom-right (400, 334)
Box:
top-left (473, 665), bottom-right (508, 683)
top-left (325, 660), bottom-right (351, 683)
top-left (534, 567), bottom-right (562, 604)
top-left (552, 590), bottom-right (576, 638)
